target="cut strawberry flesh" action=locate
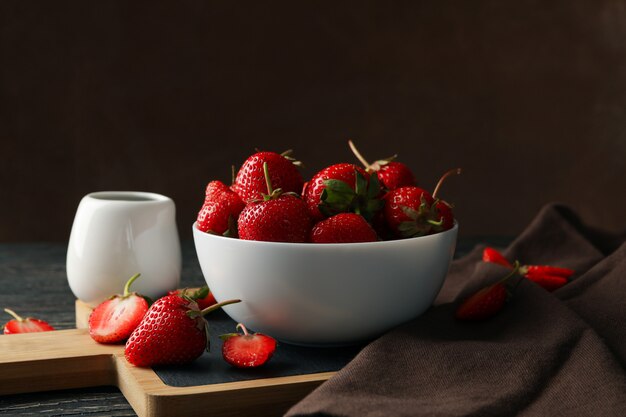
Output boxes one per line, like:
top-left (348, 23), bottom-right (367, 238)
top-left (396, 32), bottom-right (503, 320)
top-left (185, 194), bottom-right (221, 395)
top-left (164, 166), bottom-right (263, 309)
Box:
top-left (4, 318), bottom-right (54, 334)
top-left (89, 295), bottom-right (148, 344)
top-left (222, 334), bottom-right (277, 368)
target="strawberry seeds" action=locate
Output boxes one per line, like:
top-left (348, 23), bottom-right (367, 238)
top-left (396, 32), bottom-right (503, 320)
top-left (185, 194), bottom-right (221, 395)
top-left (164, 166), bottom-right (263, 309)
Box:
top-left (197, 143), bottom-right (461, 244)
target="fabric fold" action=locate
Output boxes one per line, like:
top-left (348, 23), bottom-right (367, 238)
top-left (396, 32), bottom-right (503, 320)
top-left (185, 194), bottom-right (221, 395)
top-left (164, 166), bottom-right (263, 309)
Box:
top-left (286, 203), bottom-right (626, 417)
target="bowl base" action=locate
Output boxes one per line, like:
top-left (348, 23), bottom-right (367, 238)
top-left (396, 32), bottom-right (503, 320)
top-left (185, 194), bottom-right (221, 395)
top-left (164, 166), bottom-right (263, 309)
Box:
top-left (276, 337), bottom-right (372, 348)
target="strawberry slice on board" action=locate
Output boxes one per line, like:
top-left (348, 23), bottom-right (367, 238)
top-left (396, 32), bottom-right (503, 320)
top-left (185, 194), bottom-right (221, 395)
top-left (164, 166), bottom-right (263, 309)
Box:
top-left (3, 308), bottom-right (55, 334)
top-left (88, 273), bottom-right (149, 344)
top-left (220, 323), bottom-right (277, 368)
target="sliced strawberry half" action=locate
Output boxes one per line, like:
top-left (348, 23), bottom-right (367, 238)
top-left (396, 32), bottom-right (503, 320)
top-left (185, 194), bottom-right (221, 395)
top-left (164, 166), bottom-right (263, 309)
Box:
top-left (88, 273), bottom-right (149, 344)
top-left (220, 323), bottom-right (277, 368)
top-left (3, 309), bottom-right (55, 334)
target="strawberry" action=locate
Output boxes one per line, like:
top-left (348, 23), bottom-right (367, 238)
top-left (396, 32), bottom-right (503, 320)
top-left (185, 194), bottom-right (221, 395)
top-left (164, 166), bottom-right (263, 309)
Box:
top-left (348, 140), bottom-right (416, 190)
top-left (523, 272), bottom-right (568, 292)
top-left (303, 163), bottom-right (383, 222)
top-left (3, 309), bottom-right (55, 334)
top-left (220, 323), bottom-right (277, 368)
top-left (238, 162), bottom-right (311, 243)
top-left (521, 265), bottom-right (574, 278)
top-left (197, 190), bottom-right (245, 237)
top-left (233, 150), bottom-right (304, 203)
top-left (482, 247), bottom-right (513, 268)
top-left (88, 273), bottom-right (149, 344)
top-left (310, 213), bottom-right (378, 243)
top-left (125, 296), bottom-right (240, 367)
top-left (204, 180), bottom-right (230, 203)
top-left (456, 261), bottom-right (520, 321)
top-left (482, 249), bottom-right (573, 292)
top-left (383, 186), bottom-right (437, 237)
top-left (384, 168), bottom-right (461, 238)
top-left (168, 286), bottom-right (217, 310)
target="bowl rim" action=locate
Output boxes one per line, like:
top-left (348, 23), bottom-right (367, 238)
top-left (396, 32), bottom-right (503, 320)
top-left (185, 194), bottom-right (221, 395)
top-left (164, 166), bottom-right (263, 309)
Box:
top-left (192, 221), bottom-right (458, 248)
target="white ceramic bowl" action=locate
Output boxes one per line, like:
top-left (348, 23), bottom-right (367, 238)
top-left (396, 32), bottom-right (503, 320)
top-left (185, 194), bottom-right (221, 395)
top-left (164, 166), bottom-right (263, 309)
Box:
top-left (193, 223), bottom-right (457, 346)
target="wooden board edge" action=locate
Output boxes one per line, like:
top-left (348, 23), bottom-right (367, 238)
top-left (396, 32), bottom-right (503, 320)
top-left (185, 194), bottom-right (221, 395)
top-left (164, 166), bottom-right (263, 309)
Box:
top-left (113, 354), bottom-right (334, 417)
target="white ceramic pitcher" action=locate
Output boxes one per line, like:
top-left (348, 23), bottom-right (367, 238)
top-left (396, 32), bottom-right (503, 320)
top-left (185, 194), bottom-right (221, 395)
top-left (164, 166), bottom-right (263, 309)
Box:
top-left (67, 191), bottom-right (182, 307)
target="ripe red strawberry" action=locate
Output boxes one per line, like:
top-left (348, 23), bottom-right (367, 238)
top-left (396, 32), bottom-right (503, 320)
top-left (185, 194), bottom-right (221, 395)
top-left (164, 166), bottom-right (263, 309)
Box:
top-left (482, 247), bottom-right (513, 268)
top-left (168, 286), bottom-right (217, 310)
top-left (221, 323), bottom-right (277, 368)
top-left (303, 163), bottom-right (382, 222)
top-left (204, 180), bottom-right (230, 203)
top-left (88, 273), bottom-right (149, 344)
top-left (521, 265), bottom-right (574, 278)
top-left (3, 308), bottom-right (55, 334)
top-left (233, 150), bottom-right (304, 203)
top-left (348, 140), bottom-right (416, 190)
top-left (238, 163), bottom-right (311, 242)
top-left (377, 162), bottom-right (417, 191)
top-left (197, 190), bottom-right (245, 237)
top-left (456, 261), bottom-right (520, 321)
top-left (125, 296), bottom-right (240, 367)
top-left (384, 168), bottom-right (461, 238)
top-left (523, 272), bottom-right (568, 292)
top-left (455, 282), bottom-right (507, 321)
top-left (310, 213), bottom-right (378, 243)
top-left (482, 248), bottom-right (573, 292)
top-left (384, 186), bottom-right (436, 237)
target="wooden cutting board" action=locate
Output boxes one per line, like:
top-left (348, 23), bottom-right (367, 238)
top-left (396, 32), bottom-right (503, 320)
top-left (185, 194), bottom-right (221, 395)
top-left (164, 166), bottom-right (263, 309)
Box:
top-left (0, 301), bottom-right (346, 417)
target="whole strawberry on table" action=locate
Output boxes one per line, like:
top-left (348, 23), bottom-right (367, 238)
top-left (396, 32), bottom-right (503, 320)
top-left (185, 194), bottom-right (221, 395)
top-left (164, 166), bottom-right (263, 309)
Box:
top-left (196, 142), bottom-right (460, 244)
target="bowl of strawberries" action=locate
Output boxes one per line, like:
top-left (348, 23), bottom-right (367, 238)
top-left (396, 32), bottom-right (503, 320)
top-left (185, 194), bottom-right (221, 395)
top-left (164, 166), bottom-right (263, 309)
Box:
top-left (193, 142), bottom-right (459, 346)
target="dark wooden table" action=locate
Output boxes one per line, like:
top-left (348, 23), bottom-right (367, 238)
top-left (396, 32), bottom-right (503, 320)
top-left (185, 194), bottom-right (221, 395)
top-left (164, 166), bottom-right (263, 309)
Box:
top-left (0, 237), bottom-right (510, 416)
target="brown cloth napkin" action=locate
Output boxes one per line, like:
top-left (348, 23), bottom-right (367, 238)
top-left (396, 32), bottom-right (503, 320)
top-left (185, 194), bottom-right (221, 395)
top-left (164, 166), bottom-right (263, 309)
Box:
top-left (286, 204), bottom-right (626, 417)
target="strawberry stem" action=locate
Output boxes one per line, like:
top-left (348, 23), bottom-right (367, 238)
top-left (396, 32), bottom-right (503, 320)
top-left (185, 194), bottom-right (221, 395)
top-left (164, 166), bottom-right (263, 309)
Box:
top-left (123, 273), bottom-right (142, 297)
top-left (263, 162), bottom-right (273, 196)
top-left (231, 165), bottom-right (236, 185)
top-left (432, 168), bottom-right (462, 199)
top-left (4, 308), bottom-right (24, 322)
top-left (498, 260), bottom-right (521, 284)
top-left (200, 299), bottom-right (241, 316)
top-left (348, 140), bottom-right (371, 170)
top-left (236, 323), bottom-right (250, 336)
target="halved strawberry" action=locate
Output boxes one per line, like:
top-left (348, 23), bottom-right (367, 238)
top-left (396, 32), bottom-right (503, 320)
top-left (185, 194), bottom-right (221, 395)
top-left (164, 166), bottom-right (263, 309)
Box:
top-left (221, 323), bottom-right (277, 368)
top-left (88, 273), bottom-right (149, 344)
top-left (3, 309), bottom-right (55, 334)
top-left (168, 286), bottom-right (217, 310)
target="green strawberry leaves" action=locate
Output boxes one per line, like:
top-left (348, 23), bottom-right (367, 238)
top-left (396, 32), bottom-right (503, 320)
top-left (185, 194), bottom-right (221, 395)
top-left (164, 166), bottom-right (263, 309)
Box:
top-left (318, 170), bottom-right (384, 222)
top-left (397, 195), bottom-right (447, 238)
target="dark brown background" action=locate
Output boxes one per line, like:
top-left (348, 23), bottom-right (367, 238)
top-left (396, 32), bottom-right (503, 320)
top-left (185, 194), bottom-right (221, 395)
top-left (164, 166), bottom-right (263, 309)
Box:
top-left (1, 0), bottom-right (625, 242)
